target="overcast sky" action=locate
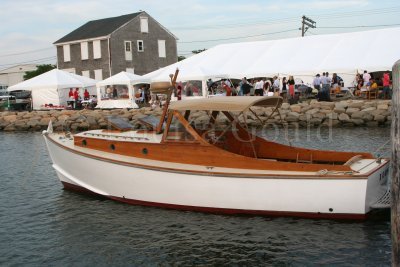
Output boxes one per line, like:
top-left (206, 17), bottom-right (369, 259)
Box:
top-left (1, 0), bottom-right (399, 70)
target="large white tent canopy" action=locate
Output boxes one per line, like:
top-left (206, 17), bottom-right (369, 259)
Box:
top-left (96, 71), bottom-right (145, 87)
top-left (7, 69), bottom-right (97, 110)
top-left (95, 71), bottom-right (145, 109)
top-left (143, 27), bottom-right (400, 87)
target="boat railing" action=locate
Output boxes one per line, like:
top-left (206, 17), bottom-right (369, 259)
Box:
top-left (82, 132), bottom-right (150, 141)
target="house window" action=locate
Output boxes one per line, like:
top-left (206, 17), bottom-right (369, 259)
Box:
top-left (93, 40), bottom-right (101, 59)
top-left (94, 69), bottom-right (103, 81)
top-left (158, 40), bottom-right (166, 58)
top-left (82, 70), bottom-right (90, 78)
top-left (63, 45), bottom-right (70, 62)
top-left (81, 42), bottom-right (88, 60)
top-left (137, 40), bottom-right (144, 52)
top-left (140, 17), bottom-right (148, 33)
top-left (126, 68), bottom-right (134, 74)
top-left (124, 41), bottom-right (132, 61)
top-left (125, 41), bottom-right (131, 51)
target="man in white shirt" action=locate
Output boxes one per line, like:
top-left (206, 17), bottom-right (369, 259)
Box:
top-left (325, 72), bottom-right (332, 86)
top-left (254, 78), bottom-right (264, 96)
top-left (319, 72), bottom-right (331, 101)
top-left (313, 74), bottom-right (321, 90)
top-left (362, 70), bottom-right (371, 86)
top-left (272, 76), bottom-right (280, 92)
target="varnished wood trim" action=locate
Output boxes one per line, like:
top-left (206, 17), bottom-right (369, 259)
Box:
top-left (173, 110), bottom-right (209, 145)
top-left (47, 134), bottom-right (373, 179)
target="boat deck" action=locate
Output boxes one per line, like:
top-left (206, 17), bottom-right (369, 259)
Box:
top-left (75, 129), bottom-right (163, 144)
top-left (50, 132), bottom-right (387, 178)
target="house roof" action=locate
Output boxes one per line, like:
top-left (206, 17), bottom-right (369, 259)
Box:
top-left (54, 12), bottom-right (141, 44)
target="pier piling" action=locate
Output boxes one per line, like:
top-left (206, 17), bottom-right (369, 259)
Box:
top-left (391, 59), bottom-right (400, 266)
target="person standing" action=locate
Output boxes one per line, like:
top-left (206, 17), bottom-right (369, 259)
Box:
top-left (313, 74), bottom-right (321, 91)
top-left (83, 89), bottom-right (90, 100)
top-left (176, 84), bottom-right (182, 100)
top-left (73, 88), bottom-right (80, 109)
top-left (319, 72), bottom-right (331, 101)
top-left (272, 76), bottom-right (280, 93)
top-left (68, 88), bottom-right (74, 98)
top-left (363, 70), bottom-right (371, 86)
top-left (381, 71), bottom-right (391, 99)
top-left (185, 82), bottom-right (193, 96)
top-left (106, 86), bottom-right (112, 98)
top-left (281, 77), bottom-right (287, 98)
top-left (254, 78), bottom-right (264, 96)
top-left (288, 76), bottom-right (295, 98)
top-left (331, 73), bottom-right (339, 88)
top-left (222, 82), bottom-right (232, 96)
top-left (241, 77), bottom-right (251, 96)
top-left (238, 77), bottom-right (247, 96)
top-left (325, 72), bottom-right (332, 86)
top-left (112, 86), bottom-right (118, 99)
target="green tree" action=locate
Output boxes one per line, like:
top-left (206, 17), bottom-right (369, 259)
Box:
top-left (178, 56), bottom-right (186, 61)
top-left (23, 64), bottom-right (56, 80)
top-left (192, 49), bottom-right (206, 54)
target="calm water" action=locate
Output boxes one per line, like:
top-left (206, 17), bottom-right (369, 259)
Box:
top-left (0, 127), bottom-right (392, 266)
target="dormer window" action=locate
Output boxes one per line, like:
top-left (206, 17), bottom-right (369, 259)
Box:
top-left (158, 40), bottom-right (166, 58)
top-left (140, 17), bottom-right (148, 33)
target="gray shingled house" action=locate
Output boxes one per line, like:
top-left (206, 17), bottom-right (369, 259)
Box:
top-left (54, 11), bottom-right (178, 80)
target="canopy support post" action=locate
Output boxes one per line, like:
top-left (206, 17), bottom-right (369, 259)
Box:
top-left (241, 112), bottom-right (257, 159)
top-left (156, 69), bottom-right (179, 134)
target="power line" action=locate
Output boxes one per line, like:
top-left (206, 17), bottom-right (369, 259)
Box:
top-left (169, 5), bottom-right (400, 31)
top-left (318, 23), bottom-right (400, 29)
top-left (0, 56), bottom-right (56, 68)
top-left (178, 29), bottom-right (299, 43)
top-left (0, 47), bottom-right (54, 58)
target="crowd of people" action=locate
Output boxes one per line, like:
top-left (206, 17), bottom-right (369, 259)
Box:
top-left (138, 70), bottom-right (393, 110)
top-left (205, 76), bottom-right (300, 102)
top-left (202, 70), bottom-right (392, 102)
top-left (68, 88), bottom-right (95, 109)
top-left (352, 70), bottom-right (392, 99)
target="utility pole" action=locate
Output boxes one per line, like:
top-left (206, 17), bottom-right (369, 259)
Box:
top-left (301, 15), bottom-right (316, 37)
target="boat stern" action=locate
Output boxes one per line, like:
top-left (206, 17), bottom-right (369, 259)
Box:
top-left (364, 159), bottom-right (391, 212)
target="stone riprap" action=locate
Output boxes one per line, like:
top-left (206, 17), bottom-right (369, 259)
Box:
top-left (0, 99), bottom-right (392, 132)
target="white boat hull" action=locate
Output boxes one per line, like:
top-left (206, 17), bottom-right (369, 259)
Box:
top-left (43, 133), bottom-right (390, 219)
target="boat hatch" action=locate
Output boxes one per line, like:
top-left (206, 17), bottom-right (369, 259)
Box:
top-left (104, 116), bottom-right (134, 132)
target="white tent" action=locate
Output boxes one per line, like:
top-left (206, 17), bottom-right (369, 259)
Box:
top-left (143, 27), bottom-right (400, 89)
top-left (7, 69), bottom-right (97, 109)
top-left (96, 71), bottom-right (146, 109)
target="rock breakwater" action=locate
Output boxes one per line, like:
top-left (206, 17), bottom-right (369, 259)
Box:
top-left (0, 99), bottom-right (392, 132)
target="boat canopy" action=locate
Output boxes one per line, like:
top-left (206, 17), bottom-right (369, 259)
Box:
top-left (169, 96), bottom-right (282, 112)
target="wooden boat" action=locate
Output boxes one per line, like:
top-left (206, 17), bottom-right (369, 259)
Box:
top-left (42, 71), bottom-right (390, 220)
